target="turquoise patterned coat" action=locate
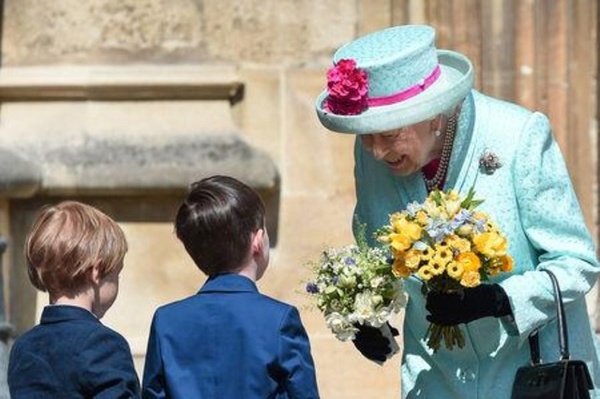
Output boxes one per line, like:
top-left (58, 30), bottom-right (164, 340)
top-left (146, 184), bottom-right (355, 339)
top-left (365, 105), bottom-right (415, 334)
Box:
top-left (354, 90), bottom-right (600, 398)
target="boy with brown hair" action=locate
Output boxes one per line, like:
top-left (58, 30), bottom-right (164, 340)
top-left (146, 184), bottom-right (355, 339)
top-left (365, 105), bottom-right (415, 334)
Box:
top-left (8, 201), bottom-right (141, 398)
top-left (142, 175), bottom-right (320, 399)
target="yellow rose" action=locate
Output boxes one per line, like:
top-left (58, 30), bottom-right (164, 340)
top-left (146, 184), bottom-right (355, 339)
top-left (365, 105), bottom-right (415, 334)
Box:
top-left (447, 235), bottom-right (471, 252)
top-left (456, 224), bottom-right (473, 237)
top-left (392, 217), bottom-right (422, 241)
top-left (405, 221), bottom-right (422, 241)
top-left (392, 258), bottom-right (411, 278)
top-left (500, 255), bottom-right (514, 272)
top-left (473, 232), bottom-right (508, 258)
top-left (405, 249), bottom-right (421, 270)
top-left (486, 220), bottom-right (499, 232)
top-left (416, 210), bottom-right (429, 226)
top-left (390, 213), bottom-right (404, 227)
top-left (390, 233), bottom-right (412, 252)
top-left (456, 252), bottom-right (481, 272)
top-left (473, 211), bottom-right (487, 222)
top-left (460, 270), bottom-right (481, 287)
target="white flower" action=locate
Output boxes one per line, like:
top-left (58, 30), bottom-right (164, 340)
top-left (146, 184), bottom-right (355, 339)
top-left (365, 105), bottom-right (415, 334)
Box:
top-left (371, 294), bottom-right (384, 307)
top-left (325, 312), bottom-right (356, 341)
top-left (338, 273), bottom-right (357, 288)
top-left (370, 276), bottom-right (384, 289)
top-left (372, 307), bottom-right (392, 327)
top-left (352, 291), bottom-right (376, 324)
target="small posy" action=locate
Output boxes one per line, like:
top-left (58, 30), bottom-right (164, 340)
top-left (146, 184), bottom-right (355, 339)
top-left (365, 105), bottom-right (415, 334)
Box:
top-left (305, 234), bottom-right (407, 342)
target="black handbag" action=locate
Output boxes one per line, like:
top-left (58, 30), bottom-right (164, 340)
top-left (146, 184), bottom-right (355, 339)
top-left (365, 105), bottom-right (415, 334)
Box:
top-left (511, 269), bottom-right (594, 399)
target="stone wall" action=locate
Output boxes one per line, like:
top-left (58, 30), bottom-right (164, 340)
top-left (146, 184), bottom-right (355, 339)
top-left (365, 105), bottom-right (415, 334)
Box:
top-left (0, 1), bottom-right (403, 398)
top-left (0, 1), bottom-right (597, 399)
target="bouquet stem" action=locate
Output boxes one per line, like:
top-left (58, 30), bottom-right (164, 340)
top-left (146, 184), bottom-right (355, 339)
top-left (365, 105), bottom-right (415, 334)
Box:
top-left (425, 323), bottom-right (465, 352)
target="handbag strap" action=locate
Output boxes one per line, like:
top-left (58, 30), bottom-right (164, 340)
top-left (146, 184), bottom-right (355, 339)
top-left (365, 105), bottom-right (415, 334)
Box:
top-left (528, 330), bottom-right (541, 364)
top-left (528, 269), bottom-right (570, 363)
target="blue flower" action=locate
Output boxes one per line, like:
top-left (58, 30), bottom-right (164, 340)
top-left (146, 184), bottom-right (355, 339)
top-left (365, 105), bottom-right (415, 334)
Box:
top-left (344, 257), bottom-right (356, 265)
top-left (427, 220), bottom-right (454, 243)
top-left (406, 201), bottom-right (422, 217)
top-left (471, 216), bottom-right (487, 233)
top-left (450, 209), bottom-right (471, 230)
top-left (306, 282), bottom-right (319, 293)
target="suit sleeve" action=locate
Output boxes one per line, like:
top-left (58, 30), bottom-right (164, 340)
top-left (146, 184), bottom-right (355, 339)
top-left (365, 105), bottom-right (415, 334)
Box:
top-left (498, 111), bottom-right (600, 339)
top-left (77, 329), bottom-right (141, 399)
top-left (141, 314), bottom-right (167, 399)
top-left (278, 306), bottom-right (320, 399)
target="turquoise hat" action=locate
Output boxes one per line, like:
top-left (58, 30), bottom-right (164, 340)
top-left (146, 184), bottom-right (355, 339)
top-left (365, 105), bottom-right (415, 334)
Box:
top-left (315, 25), bottom-right (474, 134)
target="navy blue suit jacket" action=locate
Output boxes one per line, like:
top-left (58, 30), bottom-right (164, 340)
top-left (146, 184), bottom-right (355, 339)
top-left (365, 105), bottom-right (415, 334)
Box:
top-left (8, 305), bottom-right (141, 398)
top-left (142, 273), bottom-right (320, 399)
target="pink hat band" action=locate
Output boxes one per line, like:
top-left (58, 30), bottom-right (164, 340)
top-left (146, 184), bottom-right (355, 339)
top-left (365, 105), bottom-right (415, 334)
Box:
top-left (368, 65), bottom-right (441, 107)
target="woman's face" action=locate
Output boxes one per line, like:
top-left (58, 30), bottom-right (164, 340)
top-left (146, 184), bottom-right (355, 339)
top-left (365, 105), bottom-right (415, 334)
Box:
top-left (360, 118), bottom-right (440, 176)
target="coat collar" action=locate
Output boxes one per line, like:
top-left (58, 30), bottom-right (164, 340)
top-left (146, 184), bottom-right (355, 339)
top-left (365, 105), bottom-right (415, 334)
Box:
top-left (40, 304), bottom-right (99, 324)
top-left (198, 273), bottom-right (259, 294)
top-left (444, 90), bottom-right (480, 194)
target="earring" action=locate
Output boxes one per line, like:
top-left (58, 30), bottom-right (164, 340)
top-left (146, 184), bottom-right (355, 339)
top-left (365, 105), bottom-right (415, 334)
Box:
top-left (431, 116), bottom-right (443, 138)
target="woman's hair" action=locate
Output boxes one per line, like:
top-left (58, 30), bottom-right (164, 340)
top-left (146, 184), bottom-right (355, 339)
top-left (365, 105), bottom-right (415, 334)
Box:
top-left (175, 175), bottom-right (266, 275)
top-left (25, 201), bottom-right (128, 295)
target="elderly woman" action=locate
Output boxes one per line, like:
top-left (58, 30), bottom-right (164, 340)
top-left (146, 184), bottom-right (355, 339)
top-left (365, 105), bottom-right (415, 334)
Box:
top-left (315, 25), bottom-right (600, 399)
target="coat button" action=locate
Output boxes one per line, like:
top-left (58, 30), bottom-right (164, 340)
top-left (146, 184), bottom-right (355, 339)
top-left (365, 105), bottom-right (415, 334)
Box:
top-left (456, 368), bottom-right (476, 382)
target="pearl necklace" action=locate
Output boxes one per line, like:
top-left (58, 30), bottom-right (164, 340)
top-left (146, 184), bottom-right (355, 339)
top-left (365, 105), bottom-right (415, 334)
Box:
top-left (422, 113), bottom-right (458, 192)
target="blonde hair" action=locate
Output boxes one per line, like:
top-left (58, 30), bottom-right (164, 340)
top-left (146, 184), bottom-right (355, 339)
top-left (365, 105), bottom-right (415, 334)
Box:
top-left (25, 201), bottom-right (128, 295)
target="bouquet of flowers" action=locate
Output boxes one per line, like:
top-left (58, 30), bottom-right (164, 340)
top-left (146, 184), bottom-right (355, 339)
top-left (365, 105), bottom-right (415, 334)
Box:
top-left (304, 229), bottom-right (407, 350)
top-left (376, 188), bottom-right (513, 352)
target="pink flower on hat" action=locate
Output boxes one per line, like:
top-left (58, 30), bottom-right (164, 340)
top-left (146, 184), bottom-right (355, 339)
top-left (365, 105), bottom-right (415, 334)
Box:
top-left (324, 59), bottom-right (369, 115)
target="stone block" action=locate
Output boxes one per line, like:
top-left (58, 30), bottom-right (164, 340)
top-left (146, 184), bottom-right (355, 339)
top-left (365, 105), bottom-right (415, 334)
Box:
top-left (237, 66), bottom-right (282, 166)
top-left (3, 0), bottom-right (205, 65)
top-left (284, 67), bottom-right (356, 197)
top-left (3, 0), bottom-right (360, 66)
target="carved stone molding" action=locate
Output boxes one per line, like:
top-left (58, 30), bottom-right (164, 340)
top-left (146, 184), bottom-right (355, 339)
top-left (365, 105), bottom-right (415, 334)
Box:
top-left (0, 65), bottom-right (244, 103)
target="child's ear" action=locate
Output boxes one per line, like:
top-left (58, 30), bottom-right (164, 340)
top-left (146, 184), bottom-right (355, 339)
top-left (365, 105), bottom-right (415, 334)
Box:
top-left (91, 265), bottom-right (102, 285)
top-left (251, 228), bottom-right (265, 256)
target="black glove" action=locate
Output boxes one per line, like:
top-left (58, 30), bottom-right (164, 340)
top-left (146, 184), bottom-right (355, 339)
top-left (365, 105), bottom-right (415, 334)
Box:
top-left (352, 323), bottom-right (399, 363)
top-left (425, 284), bottom-right (512, 326)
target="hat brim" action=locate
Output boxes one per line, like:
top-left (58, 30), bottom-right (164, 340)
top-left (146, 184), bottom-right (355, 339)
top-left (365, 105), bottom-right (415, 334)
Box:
top-left (315, 50), bottom-right (474, 134)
